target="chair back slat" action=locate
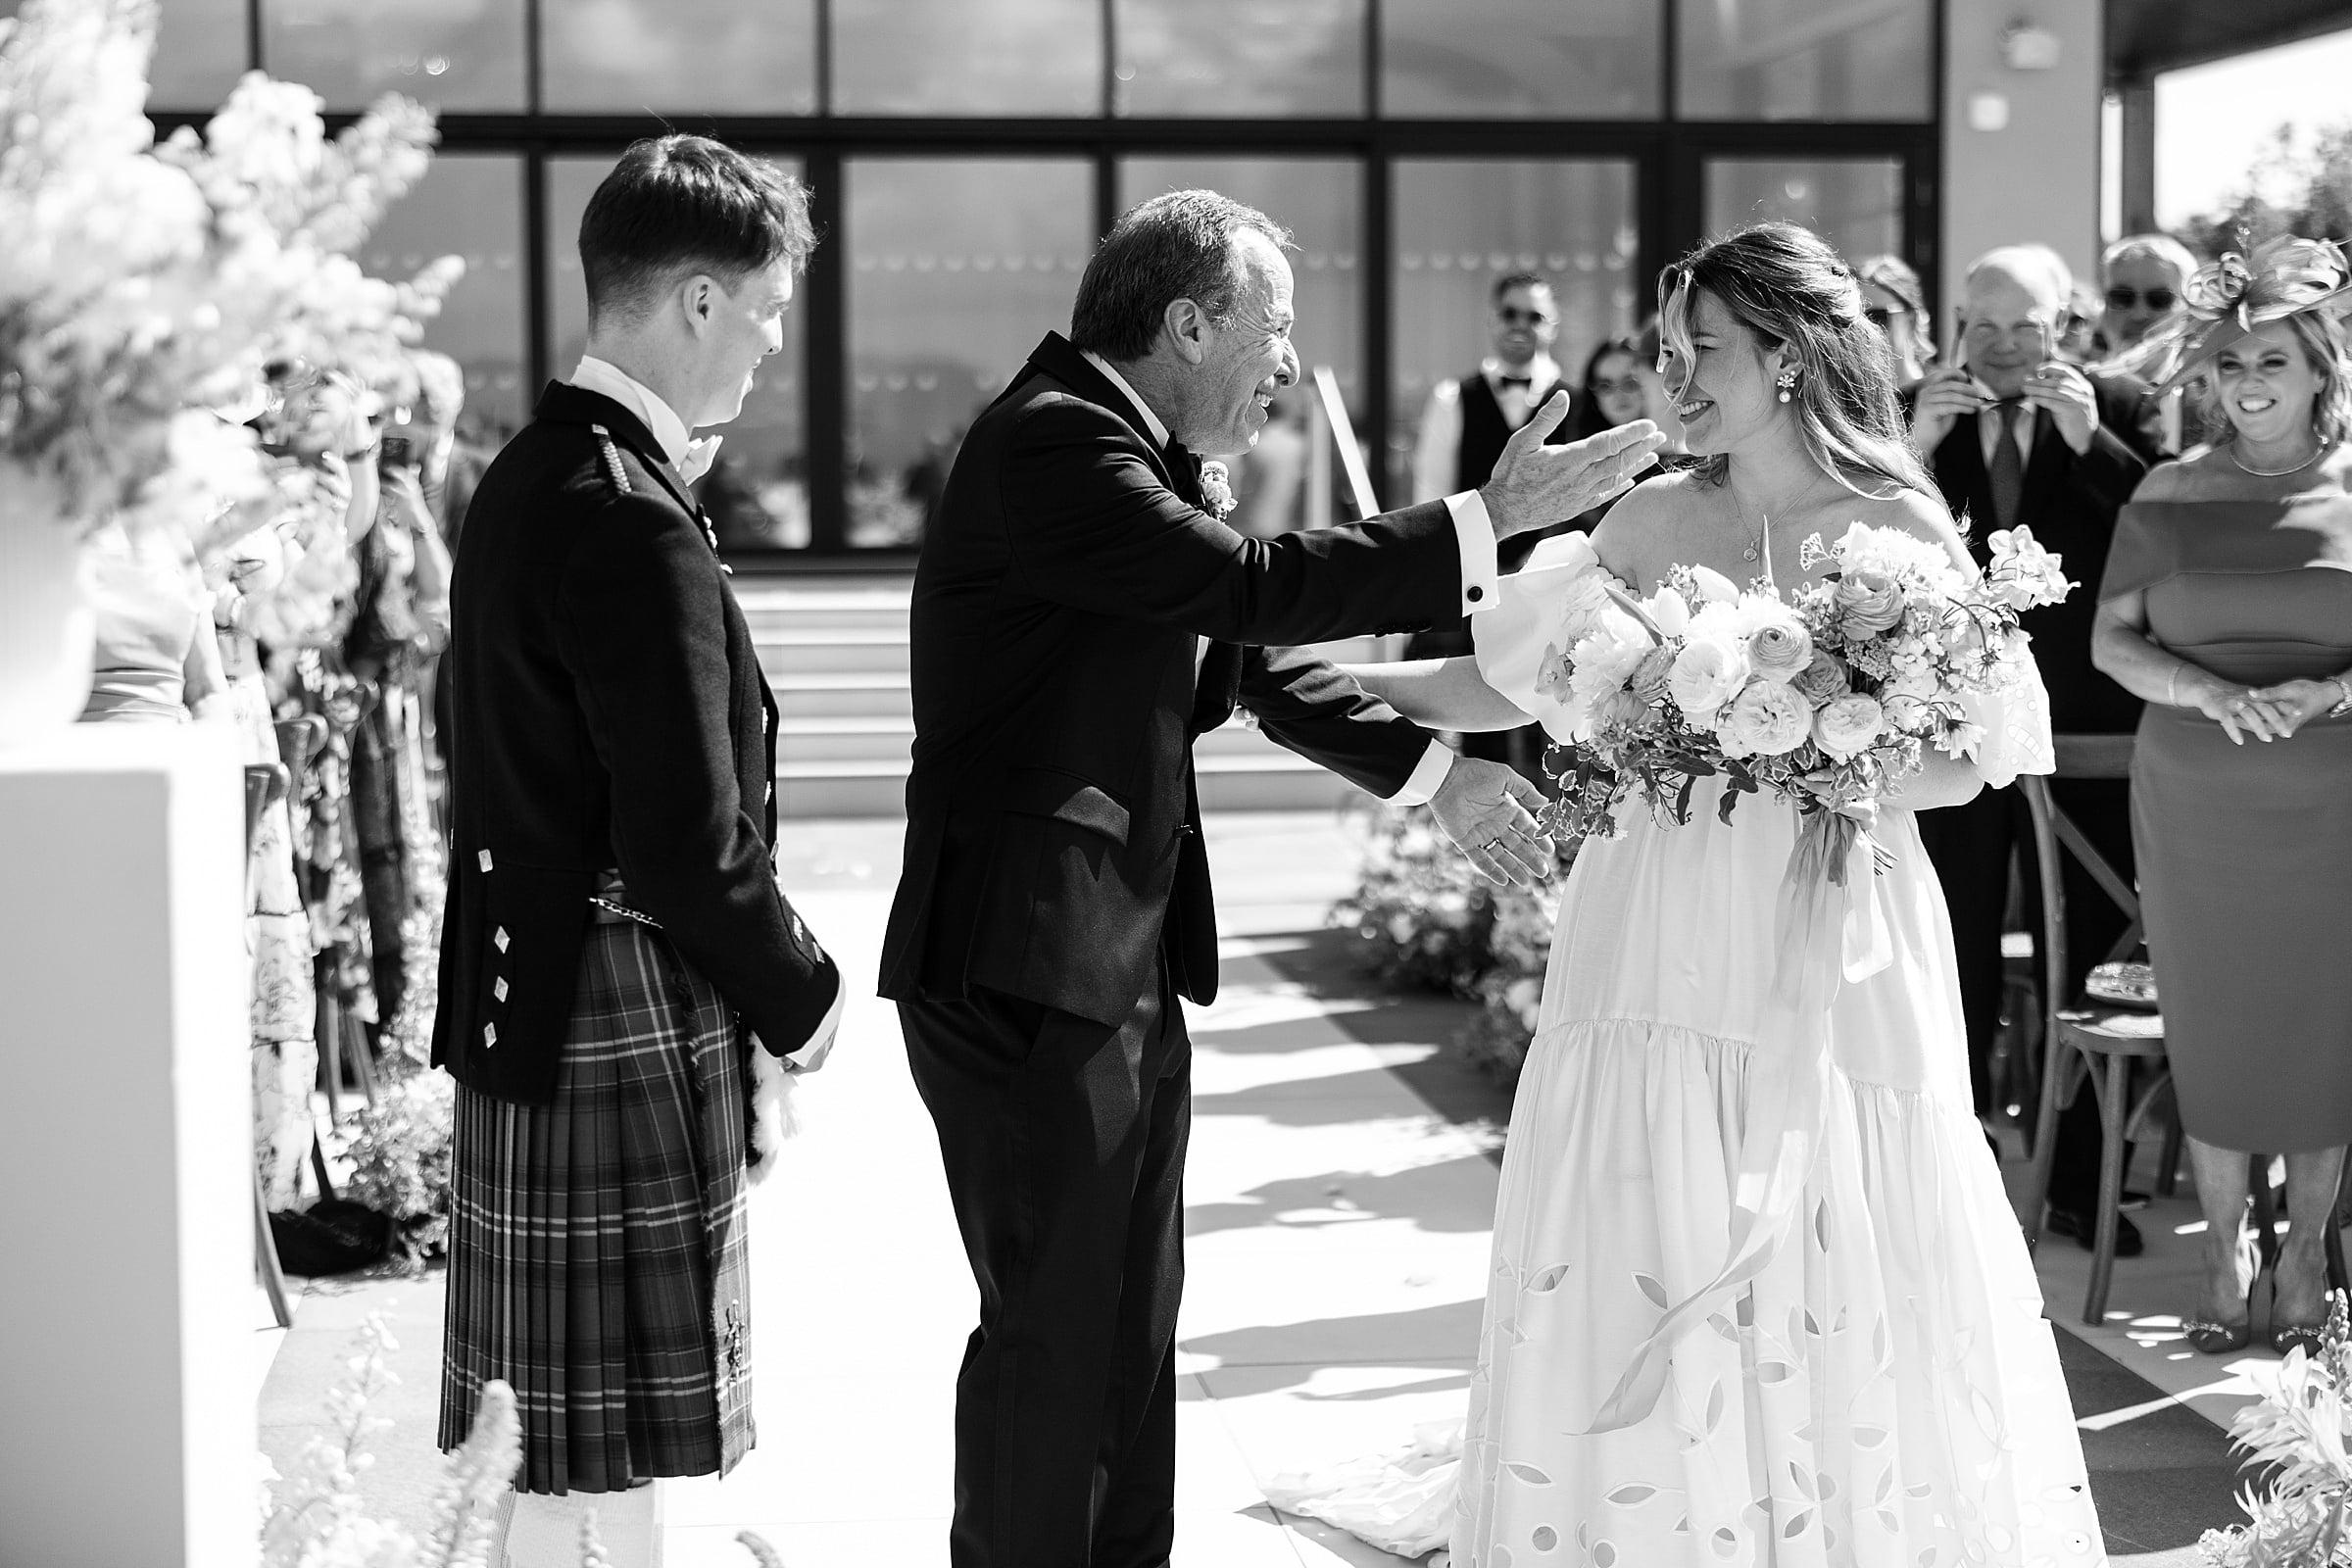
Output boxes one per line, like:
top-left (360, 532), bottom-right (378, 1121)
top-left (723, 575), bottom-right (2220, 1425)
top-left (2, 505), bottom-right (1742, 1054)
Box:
top-left (2052, 733), bottom-right (2133, 779)
top-left (2051, 811), bottom-right (2140, 921)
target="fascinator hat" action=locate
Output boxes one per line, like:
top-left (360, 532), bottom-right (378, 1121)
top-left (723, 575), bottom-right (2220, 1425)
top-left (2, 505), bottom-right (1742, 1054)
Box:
top-left (2148, 234), bottom-right (2352, 396)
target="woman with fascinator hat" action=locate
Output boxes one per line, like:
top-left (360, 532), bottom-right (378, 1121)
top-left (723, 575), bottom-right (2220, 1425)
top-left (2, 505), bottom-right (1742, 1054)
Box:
top-left (2092, 235), bottom-right (2352, 1358)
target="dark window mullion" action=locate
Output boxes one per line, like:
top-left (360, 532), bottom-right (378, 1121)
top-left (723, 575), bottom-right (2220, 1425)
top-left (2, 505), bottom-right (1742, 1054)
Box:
top-left (248, 0), bottom-right (265, 75)
top-left (524, 149), bottom-right (550, 395)
top-left (1363, 141), bottom-right (1392, 511)
top-left (815, 0), bottom-right (833, 118)
top-left (804, 150), bottom-right (849, 554)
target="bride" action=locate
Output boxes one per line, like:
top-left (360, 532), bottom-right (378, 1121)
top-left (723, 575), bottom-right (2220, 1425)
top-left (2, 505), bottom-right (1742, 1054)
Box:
top-left (1290, 223), bottom-right (2106, 1566)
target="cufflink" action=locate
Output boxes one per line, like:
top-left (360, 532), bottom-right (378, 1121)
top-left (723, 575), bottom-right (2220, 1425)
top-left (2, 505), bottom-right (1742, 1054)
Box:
top-left (1466, 585), bottom-right (1485, 603)
top-left (478, 849), bottom-right (493, 872)
top-left (494, 926), bottom-right (510, 953)
top-left (494, 977), bottom-right (509, 1003)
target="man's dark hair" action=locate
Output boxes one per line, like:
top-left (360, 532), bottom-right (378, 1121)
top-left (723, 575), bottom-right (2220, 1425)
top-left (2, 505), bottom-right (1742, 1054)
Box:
top-left (580, 135), bottom-right (817, 324)
top-left (1070, 189), bottom-right (1295, 362)
top-left (1491, 270), bottom-right (1555, 306)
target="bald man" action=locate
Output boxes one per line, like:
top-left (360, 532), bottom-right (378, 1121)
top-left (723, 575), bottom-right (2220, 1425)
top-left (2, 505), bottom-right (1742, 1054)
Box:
top-left (1909, 245), bottom-right (2163, 1252)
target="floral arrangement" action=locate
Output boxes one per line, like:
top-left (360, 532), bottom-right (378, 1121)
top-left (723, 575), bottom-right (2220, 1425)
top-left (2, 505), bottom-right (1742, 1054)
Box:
top-left (1456, 877), bottom-right (1561, 1089)
top-left (260, 1313), bottom-right (786, 1566)
top-left (0, 0), bottom-right (452, 549)
top-left (340, 1059), bottom-right (456, 1264)
top-left (1528, 522), bottom-right (2072, 884)
top-left (2202, 1291), bottom-right (2352, 1566)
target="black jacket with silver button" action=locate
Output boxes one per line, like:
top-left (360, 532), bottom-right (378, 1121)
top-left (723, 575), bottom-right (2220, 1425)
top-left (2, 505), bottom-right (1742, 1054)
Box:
top-left (432, 381), bottom-right (839, 1104)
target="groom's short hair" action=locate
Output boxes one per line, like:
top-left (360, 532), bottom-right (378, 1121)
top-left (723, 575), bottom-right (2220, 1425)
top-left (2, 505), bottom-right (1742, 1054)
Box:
top-left (1072, 190), bottom-right (1295, 362)
top-left (580, 135), bottom-right (816, 326)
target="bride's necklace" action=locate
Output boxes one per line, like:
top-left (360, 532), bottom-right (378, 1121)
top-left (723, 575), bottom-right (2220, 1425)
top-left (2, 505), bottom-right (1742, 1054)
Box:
top-left (2230, 440), bottom-right (2321, 478)
top-left (1743, 509), bottom-right (1768, 564)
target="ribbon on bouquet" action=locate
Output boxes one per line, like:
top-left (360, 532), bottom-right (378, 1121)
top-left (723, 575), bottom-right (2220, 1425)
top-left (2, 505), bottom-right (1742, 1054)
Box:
top-left (1578, 808), bottom-right (1894, 1435)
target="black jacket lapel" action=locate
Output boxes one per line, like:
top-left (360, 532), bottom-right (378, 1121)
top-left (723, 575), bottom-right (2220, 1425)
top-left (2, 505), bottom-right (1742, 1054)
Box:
top-left (1024, 332), bottom-right (1181, 493)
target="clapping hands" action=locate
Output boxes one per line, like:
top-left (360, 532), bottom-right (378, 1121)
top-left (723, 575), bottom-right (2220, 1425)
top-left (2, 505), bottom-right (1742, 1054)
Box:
top-left (1428, 755), bottom-right (1557, 888)
top-left (1481, 392), bottom-right (1666, 540)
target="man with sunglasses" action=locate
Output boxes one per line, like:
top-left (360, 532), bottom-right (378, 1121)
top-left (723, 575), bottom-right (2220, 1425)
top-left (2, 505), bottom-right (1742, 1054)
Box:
top-left (1405, 272), bottom-right (1578, 772)
top-left (2099, 232), bottom-right (2198, 355)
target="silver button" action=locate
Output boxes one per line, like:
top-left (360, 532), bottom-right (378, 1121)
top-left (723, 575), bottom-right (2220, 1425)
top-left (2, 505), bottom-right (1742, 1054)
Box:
top-left (494, 977), bottom-right (509, 1002)
top-left (494, 926), bottom-right (510, 953)
top-left (478, 849), bottom-right (493, 872)
top-left (483, 1023), bottom-right (497, 1047)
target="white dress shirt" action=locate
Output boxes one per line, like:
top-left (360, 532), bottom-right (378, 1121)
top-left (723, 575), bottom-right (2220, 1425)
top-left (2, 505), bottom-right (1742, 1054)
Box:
top-left (1410, 354), bottom-right (1565, 505)
top-left (569, 356), bottom-right (723, 481)
top-left (1079, 349), bottom-right (1475, 807)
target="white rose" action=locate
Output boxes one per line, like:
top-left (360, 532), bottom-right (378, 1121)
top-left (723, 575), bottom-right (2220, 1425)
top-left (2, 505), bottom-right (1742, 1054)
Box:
top-left (1717, 678), bottom-right (1815, 759)
top-left (1666, 628), bottom-right (1750, 719)
top-left (1814, 693), bottom-right (1886, 759)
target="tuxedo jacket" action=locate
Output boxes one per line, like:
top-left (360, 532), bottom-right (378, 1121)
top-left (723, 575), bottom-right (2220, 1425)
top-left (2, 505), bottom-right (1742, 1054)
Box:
top-left (879, 332), bottom-right (1470, 1028)
top-left (432, 381), bottom-right (840, 1104)
top-left (1921, 370), bottom-right (2161, 734)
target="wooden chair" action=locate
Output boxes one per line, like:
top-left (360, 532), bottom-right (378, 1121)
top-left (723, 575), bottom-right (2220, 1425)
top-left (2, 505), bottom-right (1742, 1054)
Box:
top-left (2015, 734), bottom-right (2177, 1324)
top-left (245, 761), bottom-right (297, 1331)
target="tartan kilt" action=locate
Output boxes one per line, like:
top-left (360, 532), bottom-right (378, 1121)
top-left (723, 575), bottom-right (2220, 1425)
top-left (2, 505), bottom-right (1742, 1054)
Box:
top-left (438, 909), bottom-right (756, 1494)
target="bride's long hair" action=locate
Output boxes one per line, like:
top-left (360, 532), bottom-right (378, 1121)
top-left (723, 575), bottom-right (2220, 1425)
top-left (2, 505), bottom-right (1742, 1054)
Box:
top-left (1658, 222), bottom-right (1937, 506)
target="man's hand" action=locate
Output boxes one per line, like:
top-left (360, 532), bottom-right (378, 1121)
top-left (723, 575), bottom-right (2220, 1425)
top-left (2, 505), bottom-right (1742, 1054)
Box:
top-left (1480, 392), bottom-right (1665, 540)
top-left (1427, 755), bottom-right (1556, 888)
top-left (1909, 365), bottom-right (1984, 455)
top-left (2022, 360), bottom-right (2099, 456)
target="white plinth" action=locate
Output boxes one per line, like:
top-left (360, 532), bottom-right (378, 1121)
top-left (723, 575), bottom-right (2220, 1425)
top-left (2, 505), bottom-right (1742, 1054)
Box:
top-left (0, 724), bottom-right (254, 1568)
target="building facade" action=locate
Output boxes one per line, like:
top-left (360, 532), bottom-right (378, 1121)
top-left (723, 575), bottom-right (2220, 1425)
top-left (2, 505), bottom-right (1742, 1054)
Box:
top-left (149, 0), bottom-right (1960, 561)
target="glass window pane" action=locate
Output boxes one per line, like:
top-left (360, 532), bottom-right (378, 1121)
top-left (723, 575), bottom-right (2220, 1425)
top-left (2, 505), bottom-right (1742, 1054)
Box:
top-left (847, 159), bottom-right (1092, 549)
top-left (1115, 0), bottom-right (1363, 118)
top-left (1678, 0), bottom-right (1931, 122)
top-left (543, 0), bottom-right (816, 115)
top-left (0, 0), bottom-right (248, 109)
top-left (1703, 157), bottom-right (1902, 264)
top-left (1382, 0), bottom-right (1658, 119)
top-left (1392, 161), bottom-right (1640, 500)
top-left (262, 0), bottom-right (526, 111)
top-left (546, 154), bottom-right (810, 550)
top-left (833, 0), bottom-right (1099, 116)
top-left (361, 154), bottom-right (528, 441)
top-left (1119, 158), bottom-right (1360, 534)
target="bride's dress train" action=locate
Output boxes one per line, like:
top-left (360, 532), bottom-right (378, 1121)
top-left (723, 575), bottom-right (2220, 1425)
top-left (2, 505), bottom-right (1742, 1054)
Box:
top-left (1268, 537), bottom-right (2105, 1567)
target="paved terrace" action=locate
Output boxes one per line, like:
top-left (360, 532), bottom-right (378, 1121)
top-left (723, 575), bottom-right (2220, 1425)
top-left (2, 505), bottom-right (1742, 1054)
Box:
top-left (257, 812), bottom-right (2257, 1566)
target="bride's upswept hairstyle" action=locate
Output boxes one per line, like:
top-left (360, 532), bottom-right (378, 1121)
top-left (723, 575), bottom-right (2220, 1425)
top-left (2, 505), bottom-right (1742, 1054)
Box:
top-left (1658, 222), bottom-right (1937, 506)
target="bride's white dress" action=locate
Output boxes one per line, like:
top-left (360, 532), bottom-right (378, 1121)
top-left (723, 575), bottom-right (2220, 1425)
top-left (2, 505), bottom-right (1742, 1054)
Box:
top-left (1271, 536), bottom-right (2106, 1567)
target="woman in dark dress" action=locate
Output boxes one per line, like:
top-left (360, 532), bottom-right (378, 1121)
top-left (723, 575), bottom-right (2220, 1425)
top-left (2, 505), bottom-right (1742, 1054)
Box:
top-left (2091, 237), bottom-right (2352, 1355)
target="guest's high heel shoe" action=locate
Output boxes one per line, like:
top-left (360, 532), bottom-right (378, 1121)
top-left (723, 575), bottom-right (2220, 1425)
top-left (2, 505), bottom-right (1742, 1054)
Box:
top-left (2184, 1247), bottom-right (2260, 1354)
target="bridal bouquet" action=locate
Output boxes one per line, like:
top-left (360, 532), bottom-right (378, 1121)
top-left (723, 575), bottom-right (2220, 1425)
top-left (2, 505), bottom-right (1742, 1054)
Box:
top-left (1535, 520), bottom-right (2073, 881)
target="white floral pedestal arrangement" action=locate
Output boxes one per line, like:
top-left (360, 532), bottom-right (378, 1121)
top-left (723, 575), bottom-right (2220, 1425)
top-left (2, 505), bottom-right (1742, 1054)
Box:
top-left (0, 497), bottom-right (94, 742)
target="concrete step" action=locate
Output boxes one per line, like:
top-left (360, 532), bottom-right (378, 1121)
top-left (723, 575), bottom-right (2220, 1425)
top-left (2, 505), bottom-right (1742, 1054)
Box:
top-left (754, 628), bottom-right (910, 676)
top-left (775, 716), bottom-right (915, 764)
top-left (769, 673), bottom-right (911, 719)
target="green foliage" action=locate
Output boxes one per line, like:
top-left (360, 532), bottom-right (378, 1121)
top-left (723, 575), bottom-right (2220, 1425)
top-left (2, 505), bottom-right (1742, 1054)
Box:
top-left (2184, 121), bottom-right (2352, 257)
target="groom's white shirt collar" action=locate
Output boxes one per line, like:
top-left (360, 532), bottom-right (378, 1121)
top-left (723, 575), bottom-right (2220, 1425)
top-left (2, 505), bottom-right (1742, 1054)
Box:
top-left (1079, 350), bottom-right (1171, 450)
top-left (569, 355), bottom-right (722, 482)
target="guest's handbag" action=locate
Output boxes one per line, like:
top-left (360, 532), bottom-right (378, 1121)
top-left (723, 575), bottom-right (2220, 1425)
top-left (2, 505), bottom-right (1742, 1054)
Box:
top-left (267, 1198), bottom-right (394, 1276)
top-left (2084, 960), bottom-right (2159, 1010)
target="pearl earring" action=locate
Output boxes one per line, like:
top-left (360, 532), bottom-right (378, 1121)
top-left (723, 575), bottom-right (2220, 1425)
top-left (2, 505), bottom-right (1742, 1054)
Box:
top-left (1776, 368), bottom-right (1798, 403)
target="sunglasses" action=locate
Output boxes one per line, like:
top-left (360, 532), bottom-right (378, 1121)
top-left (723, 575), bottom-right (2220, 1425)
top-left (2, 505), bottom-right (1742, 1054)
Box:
top-left (1590, 375), bottom-right (1644, 396)
top-left (1864, 306), bottom-right (1908, 328)
top-left (1494, 306), bottom-right (1554, 327)
top-left (2104, 286), bottom-right (2177, 312)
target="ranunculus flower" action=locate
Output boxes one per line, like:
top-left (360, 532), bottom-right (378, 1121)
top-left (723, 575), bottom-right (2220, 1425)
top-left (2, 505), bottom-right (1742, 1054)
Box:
top-left (1742, 606), bottom-right (1814, 683)
top-left (1666, 629), bottom-right (1750, 721)
top-left (1717, 678), bottom-right (1814, 759)
top-left (1814, 693), bottom-right (1886, 759)
top-left (1834, 569), bottom-right (1905, 636)
top-left (1789, 649), bottom-right (1850, 708)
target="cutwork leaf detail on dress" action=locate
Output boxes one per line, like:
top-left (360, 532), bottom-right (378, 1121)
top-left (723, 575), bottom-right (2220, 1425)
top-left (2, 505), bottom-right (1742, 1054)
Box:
top-left (1503, 1463), bottom-right (1553, 1486)
top-left (1605, 1484), bottom-right (1661, 1505)
top-left (1530, 1264), bottom-right (1571, 1293)
top-left (1635, 1272), bottom-right (1670, 1308)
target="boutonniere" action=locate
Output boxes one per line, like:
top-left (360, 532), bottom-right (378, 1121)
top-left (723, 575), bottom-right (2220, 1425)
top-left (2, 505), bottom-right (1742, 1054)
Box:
top-left (1200, 460), bottom-right (1237, 522)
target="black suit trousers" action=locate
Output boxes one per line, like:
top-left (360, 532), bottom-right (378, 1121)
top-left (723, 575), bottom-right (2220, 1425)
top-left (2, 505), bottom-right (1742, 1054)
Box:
top-left (899, 969), bottom-right (1190, 1568)
top-left (1917, 779), bottom-right (2137, 1210)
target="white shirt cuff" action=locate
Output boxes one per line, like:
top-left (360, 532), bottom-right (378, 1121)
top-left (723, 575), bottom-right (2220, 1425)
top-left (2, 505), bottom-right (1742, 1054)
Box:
top-left (1391, 740), bottom-right (1456, 808)
top-left (783, 979), bottom-right (847, 1073)
top-left (1445, 490), bottom-right (1500, 615)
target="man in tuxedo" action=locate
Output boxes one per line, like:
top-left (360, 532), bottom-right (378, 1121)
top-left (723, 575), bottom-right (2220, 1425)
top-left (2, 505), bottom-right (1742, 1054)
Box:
top-left (433, 136), bottom-right (843, 1568)
top-left (1910, 244), bottom-right (2163, 1250)
top-left (880, 190), bottom-right (1662, 1568)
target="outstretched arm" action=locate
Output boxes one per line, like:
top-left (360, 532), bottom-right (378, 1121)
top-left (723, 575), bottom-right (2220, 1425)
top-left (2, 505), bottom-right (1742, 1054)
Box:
top-left (1339, 656), bottom-right (1534, 733)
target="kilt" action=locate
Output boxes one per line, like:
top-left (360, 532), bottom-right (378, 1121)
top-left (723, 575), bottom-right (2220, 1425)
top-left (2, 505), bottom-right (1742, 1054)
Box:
top-left (438, 908), bottom-right (756, 1494)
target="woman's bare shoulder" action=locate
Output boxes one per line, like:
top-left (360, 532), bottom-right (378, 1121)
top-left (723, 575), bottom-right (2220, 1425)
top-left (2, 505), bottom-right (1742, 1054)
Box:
top-left (1592, 469), bottom-right (1707, 579)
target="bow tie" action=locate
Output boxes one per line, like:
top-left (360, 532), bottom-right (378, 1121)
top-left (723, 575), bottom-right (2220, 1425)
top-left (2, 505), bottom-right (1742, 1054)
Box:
top-left (679, 434), bottom-right (723, 484)
top-left (1496, 375), bottom-right (1533, 389)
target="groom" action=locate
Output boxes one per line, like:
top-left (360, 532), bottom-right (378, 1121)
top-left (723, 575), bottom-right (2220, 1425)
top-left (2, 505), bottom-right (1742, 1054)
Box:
top-left (880, 189), bottom-right (1663, 1568)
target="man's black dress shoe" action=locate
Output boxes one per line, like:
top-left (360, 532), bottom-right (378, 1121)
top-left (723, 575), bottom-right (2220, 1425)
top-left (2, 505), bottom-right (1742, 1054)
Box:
top-left (2045, 1205), bottom-right (2142, 1256)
